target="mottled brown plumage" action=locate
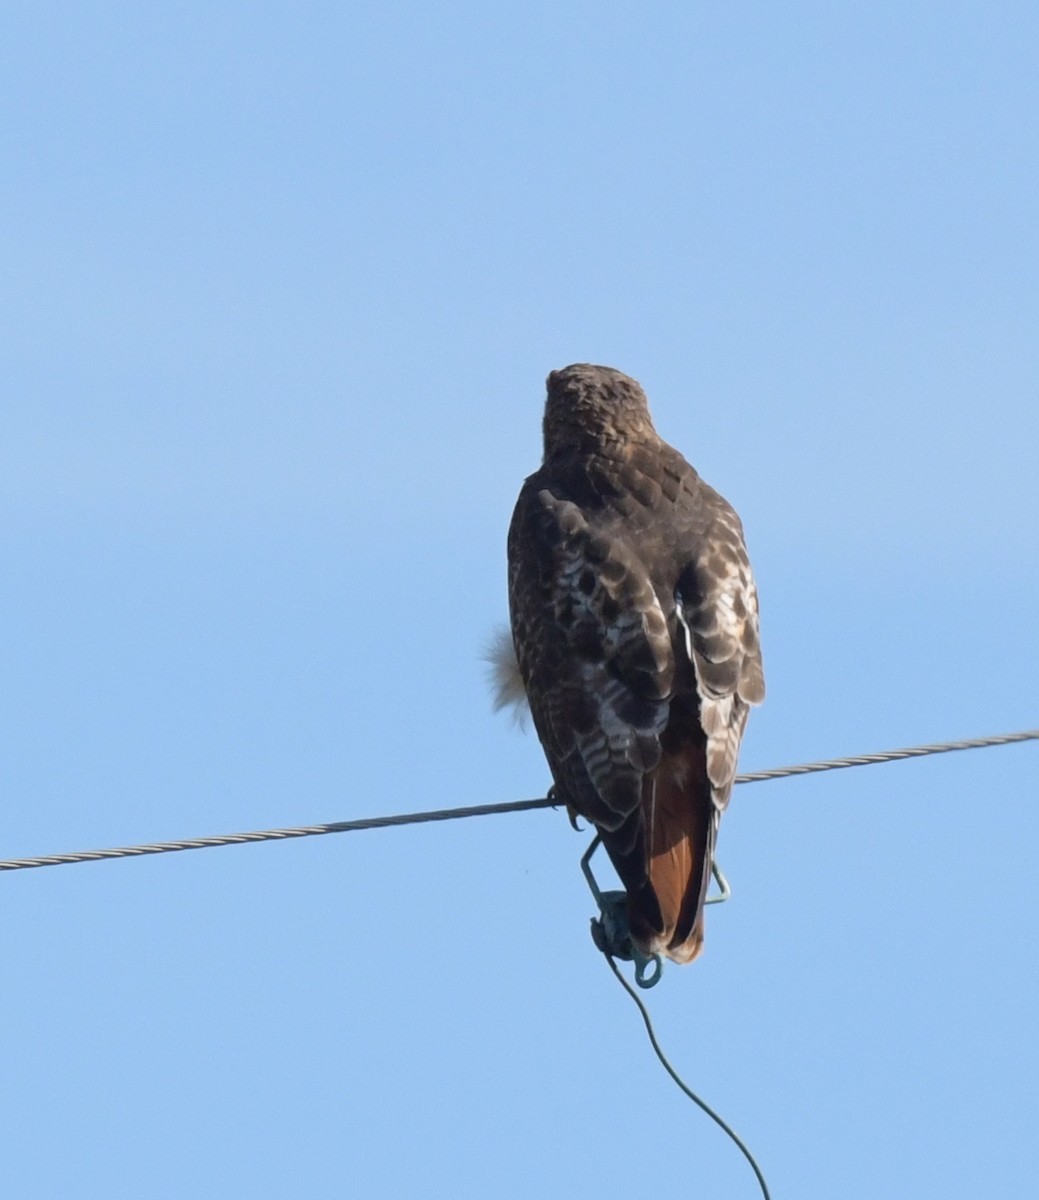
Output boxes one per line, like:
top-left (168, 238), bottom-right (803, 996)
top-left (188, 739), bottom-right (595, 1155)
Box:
top-left (507, 364), bottom-right (764, 963)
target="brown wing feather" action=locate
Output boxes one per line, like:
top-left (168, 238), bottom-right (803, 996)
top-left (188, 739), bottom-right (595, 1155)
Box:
top-left (509, 486), bottom-right (673, 832)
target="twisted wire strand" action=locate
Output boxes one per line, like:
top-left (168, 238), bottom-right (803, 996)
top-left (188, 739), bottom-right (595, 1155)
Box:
top-left (1, 728), bottom-right (1036, 874)
top-left (734, 727), bottom-right (1039, 783)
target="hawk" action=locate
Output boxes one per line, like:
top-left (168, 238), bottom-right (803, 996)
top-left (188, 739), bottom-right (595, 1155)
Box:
top-left (501, 364), bottom-right (764, 964)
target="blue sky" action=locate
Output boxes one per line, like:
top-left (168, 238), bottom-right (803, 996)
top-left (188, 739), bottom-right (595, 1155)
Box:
top-left (2, 3), bottom-right (1037, 1196)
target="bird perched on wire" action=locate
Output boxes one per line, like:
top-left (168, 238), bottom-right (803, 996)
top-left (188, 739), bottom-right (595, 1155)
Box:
top-left (494, 364), bottom-right (764, 964)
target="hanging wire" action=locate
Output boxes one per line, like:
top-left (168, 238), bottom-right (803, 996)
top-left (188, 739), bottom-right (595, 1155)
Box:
top-left (0, 727), bottom-right (1036, 874)
top-left (605, 954), bottom-right (772, 1199)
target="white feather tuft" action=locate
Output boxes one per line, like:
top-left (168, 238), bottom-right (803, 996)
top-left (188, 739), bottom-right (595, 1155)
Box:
top-left (484, 625), bottom-right (530, 726)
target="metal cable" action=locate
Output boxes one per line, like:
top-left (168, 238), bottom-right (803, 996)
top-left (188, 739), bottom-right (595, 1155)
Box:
top-left (734, 727), bottom-right (1039, 783)
top-left (1, 728), bottom-right (1036, 874)
top-left (605, 953), bottom-right (771, 1199)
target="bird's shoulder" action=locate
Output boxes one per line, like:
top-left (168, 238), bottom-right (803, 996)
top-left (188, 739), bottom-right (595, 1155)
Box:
top-left (509, 436), bottom-right (721, 549)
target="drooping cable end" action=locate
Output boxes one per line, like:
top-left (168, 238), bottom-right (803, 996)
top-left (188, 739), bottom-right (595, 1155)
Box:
top-left (581, 835), bottom-right (663, 989)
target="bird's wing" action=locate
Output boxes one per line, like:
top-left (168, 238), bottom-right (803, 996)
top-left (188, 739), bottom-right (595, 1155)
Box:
top-left (508, 485), bottom-right (673, 837)
top-left (674, 492), bottom-right (765, 810)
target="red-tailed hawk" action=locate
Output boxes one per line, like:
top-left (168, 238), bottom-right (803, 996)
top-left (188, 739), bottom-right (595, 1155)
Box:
top-left (501, 364), bottom-right (764, 964)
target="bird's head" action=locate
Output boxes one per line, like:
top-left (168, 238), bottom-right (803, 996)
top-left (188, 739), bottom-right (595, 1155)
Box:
top-left (542, 363), bottom-right (656, 458)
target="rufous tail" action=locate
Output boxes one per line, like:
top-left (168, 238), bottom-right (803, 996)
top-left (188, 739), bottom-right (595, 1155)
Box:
top-left (627, 744), bottom-right (714, 964)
